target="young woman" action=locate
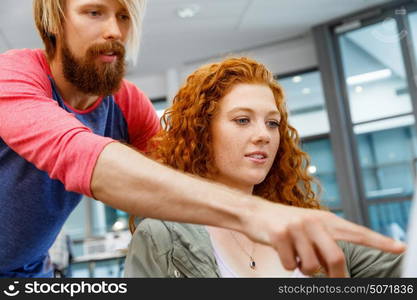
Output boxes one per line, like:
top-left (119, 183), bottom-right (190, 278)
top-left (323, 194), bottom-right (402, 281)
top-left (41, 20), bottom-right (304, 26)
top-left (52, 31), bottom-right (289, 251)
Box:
top-left (124, 57), bottom-right (402, 278)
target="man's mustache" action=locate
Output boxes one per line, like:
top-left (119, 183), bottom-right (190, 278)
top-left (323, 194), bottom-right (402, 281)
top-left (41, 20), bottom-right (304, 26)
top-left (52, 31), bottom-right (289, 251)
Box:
top-left (87, 41), bottom-right (125, 58)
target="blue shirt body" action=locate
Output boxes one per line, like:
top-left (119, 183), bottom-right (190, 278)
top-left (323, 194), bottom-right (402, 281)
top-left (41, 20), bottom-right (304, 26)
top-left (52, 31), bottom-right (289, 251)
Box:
top-left (0, 79), bottom-right (129, 277)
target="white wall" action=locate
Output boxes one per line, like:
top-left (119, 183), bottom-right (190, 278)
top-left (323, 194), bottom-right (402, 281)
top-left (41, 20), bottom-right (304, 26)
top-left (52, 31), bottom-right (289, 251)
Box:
top-left (181, 34), bottom-right (317, 84)
top-left (125, 72), bottom-right (166, 100)
top-left (126, 34), bottom-right (317, 102)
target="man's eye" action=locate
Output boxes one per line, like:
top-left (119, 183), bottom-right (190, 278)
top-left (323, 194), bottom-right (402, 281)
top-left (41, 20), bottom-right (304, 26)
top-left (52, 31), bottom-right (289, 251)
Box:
top-left (119, 14), bottom-right (130, 21)
top-left (267, 120), bottom-right (280, 128)
top-left (88, 11), bottom-right (101, 17)
top-left (234, 118), bottom-right (250, 125)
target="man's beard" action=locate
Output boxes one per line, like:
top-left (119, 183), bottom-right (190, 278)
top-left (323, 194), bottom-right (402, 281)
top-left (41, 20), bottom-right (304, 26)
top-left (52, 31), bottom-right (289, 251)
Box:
top-left (61, 40), bottom-right (126, 96)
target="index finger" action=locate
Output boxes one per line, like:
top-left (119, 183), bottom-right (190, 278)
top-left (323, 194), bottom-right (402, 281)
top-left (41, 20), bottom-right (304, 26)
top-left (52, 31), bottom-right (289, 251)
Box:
top-left (328, 216), bottom-right (406, 254)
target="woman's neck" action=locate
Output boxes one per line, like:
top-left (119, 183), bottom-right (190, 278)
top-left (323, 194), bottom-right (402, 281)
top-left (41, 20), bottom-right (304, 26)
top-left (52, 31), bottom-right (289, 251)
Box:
top-left (215, 177), bottom-right (254, 195)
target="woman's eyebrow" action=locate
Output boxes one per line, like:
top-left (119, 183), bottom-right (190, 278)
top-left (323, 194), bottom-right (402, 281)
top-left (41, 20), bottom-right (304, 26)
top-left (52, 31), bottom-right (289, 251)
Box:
top-left (267, 111), bottom-right (281, 119)
top-left (227, 107), bottom-right (254, 114)
top-left (227, 107), bottom-right (280, 116)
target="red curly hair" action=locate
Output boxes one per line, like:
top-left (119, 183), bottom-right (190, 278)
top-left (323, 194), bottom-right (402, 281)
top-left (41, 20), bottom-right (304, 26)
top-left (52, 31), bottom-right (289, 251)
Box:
top-left (130, 57), bottom-right (322, 233)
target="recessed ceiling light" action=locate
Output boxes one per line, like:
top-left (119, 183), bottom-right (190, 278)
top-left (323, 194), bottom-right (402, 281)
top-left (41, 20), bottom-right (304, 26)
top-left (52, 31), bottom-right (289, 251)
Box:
top-left (177, 4), bottom-right (200, 18)
top-left (292, 76), bottom-right (302, 83)
top-left (302, 88), bottom-right (311, 95)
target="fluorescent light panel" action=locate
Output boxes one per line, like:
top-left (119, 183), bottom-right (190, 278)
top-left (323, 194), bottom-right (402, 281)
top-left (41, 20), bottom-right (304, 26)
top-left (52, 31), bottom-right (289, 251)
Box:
top-left (347, 69), bottom-right (392, 85)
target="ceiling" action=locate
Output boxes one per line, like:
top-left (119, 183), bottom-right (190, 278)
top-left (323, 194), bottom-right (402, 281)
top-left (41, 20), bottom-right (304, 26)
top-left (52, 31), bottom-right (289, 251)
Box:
top-left (0, 0), bottom-right (391, 78)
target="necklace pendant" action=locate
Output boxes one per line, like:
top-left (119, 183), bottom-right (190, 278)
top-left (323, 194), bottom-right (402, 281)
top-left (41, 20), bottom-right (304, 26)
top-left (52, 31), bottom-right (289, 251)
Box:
top-left (249, 257), bottom-right (256, 270)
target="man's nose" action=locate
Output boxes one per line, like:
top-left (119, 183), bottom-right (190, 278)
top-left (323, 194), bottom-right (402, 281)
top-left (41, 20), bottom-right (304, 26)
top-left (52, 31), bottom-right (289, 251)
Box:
top-left (103, 16), bottom-right (122, 41)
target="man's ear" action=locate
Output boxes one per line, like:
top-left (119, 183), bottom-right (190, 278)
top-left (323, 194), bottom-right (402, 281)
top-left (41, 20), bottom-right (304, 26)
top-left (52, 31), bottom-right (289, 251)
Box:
top-left (47, 32), bottom-right (56, 42)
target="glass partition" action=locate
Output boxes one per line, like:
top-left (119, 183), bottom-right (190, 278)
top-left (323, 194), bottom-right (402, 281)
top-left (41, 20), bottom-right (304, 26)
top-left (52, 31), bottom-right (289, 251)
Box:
top-left (336, 15), bottom-right (415, 237)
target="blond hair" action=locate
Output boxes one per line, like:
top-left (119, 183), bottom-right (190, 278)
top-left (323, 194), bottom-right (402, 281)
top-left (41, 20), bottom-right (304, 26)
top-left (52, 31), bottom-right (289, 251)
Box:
top-left (33, 0), bottom-right (146, 64)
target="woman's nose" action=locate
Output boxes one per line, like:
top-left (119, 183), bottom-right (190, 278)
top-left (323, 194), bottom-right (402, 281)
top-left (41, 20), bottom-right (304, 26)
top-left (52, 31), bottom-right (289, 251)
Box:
top-left (252, 124), bottom-right (271, 145)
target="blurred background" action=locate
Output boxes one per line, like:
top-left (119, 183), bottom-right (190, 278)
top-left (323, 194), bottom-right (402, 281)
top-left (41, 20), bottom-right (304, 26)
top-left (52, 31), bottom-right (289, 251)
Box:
top-left (2, 0), bottom-right (416, 277)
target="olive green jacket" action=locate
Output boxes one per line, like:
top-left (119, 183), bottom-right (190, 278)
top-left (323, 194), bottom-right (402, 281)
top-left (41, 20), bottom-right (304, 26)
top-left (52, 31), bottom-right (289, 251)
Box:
top-left (123, 218), bottom-right (403, 278)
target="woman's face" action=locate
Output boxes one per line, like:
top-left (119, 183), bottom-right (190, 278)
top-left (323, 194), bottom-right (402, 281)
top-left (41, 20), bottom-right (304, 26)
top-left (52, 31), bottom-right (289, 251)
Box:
top-left (211, 83), bottom-right (281, 192)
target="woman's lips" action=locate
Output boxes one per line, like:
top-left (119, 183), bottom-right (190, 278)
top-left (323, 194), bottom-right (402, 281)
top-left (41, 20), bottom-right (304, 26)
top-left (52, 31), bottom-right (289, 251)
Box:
top-left (245, 153), bottom-right (268, 164)
top-left (246, 156), bottom-right (267, 164)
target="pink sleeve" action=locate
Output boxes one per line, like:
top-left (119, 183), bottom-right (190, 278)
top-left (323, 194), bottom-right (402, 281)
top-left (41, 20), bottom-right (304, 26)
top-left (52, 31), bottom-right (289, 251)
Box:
top-left (0, 49), bottom-right (114, 197)
top-left (114, 80), bottom-right (160, 152)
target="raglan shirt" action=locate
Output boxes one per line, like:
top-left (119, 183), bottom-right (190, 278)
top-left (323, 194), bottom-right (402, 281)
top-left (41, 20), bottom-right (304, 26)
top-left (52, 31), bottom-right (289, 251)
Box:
top-left (0, 49), bottom-right (160, 277)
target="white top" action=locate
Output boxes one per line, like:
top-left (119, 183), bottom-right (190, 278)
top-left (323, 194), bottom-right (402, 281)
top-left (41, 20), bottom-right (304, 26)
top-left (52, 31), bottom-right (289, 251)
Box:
top-left (208, 231), bottom-right (308, 278)
top-left (212, 242), bottom-right (239, 277)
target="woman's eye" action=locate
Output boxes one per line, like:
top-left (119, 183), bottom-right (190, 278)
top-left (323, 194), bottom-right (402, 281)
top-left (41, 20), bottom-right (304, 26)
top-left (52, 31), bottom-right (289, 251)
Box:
top-left (234, 118), bottom-right (250, 125)
top-left (267, 120), bottom-right (280, 128)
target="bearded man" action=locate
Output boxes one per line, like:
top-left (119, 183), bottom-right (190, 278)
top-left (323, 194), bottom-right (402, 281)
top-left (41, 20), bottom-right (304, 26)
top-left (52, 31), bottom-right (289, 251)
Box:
top-left (0, 0), bottom-right (405, 278)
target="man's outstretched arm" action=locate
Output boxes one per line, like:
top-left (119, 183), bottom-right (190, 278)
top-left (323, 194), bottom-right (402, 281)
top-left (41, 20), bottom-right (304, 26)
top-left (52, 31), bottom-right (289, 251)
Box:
top-left (91, 142), bottom-right (405, 277)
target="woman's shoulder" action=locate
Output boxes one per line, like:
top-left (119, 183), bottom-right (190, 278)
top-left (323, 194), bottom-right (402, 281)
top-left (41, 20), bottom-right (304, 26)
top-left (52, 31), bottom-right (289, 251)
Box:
top-left (129, 219), bottom-right (219, 277)
top-left (136, 218), bottom-right (208, 240)
top-left (135, 218), bottom-right (204, 235)
top-left (133, 219), bottom-right (210, 251)
top-left (132, 218), bottom-right (172, 254)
